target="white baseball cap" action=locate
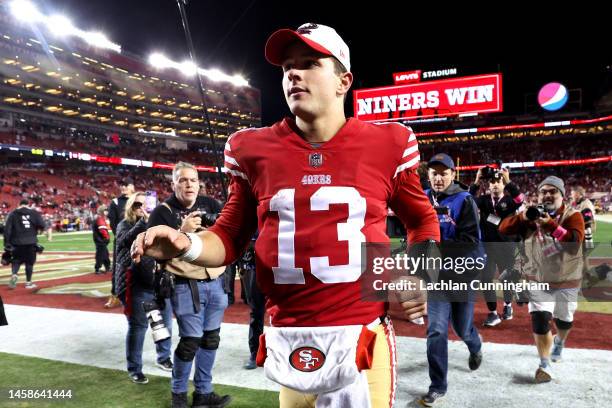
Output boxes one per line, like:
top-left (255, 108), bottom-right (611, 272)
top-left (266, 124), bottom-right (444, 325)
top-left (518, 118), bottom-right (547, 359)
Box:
top-left (265, 23), bottom-right (351, 72)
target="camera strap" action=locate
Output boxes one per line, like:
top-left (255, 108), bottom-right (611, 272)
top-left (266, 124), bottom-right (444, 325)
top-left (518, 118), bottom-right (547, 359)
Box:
top-left (189, 280), bottom-right (201, 313)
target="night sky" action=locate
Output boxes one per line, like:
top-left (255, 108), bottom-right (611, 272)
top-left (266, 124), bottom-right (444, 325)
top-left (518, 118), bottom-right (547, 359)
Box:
top-left (35, 0), bottom-right (611, 126)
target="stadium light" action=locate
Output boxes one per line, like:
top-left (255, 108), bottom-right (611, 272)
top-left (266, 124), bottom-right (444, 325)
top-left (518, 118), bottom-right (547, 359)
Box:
top-left (9, 0), bottom-right (121, 53)
top-left (47, 14), bottom-right (76, 37)
top-left (179, 60), bottom-right (197, 76)
top-left (149, 53), bottom-right (174, 69)
top-left (81, 31), bottom-right (120, 53)
top-left (148, 53), bottom-right (249, 87)
top-left (10, 0), bottom-right (43, 22)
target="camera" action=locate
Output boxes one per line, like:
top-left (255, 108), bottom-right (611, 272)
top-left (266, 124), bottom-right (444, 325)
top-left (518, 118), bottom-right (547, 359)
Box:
top-left (525, 205), bottom-right (547, 221)
top-left (201, 212), bottom-right (219, 227)
top-left (581, 208), bottom-right (594, 250)
top-left (187, 208), bottom-right (218, 231)
top-left (155, 263), bottom-right (175, 299)
top-left (142, 300), bottom-right (171, 343)
top-left (35, 244), bottom-right (45, 254)
top-left (481, 160), bottom-right (503, 181)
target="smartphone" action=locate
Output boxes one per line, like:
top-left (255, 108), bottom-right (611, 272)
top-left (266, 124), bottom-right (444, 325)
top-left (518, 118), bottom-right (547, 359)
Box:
top-left (145, 191), bottom-right (158, 212)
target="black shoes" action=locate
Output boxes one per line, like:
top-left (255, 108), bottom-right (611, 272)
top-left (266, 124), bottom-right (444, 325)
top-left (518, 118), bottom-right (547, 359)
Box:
top-left (156, 358), bottom-right (173, 371)
top-left (172, 392), bottom-right (188, 408)
top-left (502, 304), bottom-right (513, 320)
top-left (243, 357), bottom-right (257, 370)
top-left (192, 391), bottom-right (232, 408)
top-left (420, 390), bottom-right (446, 406)
top-left (130, 372), bottom-right (148, 384)
top-left (469, 351), bottom-right (483, 370)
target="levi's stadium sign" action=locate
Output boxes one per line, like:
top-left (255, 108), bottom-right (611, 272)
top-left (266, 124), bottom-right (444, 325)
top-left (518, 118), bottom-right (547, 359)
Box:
top-left (353, 74), bottom-right (502, 122)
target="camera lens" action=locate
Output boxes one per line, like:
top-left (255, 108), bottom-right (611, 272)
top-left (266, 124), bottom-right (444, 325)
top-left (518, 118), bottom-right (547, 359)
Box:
top-left (525, 207), bottom-right (541, 221)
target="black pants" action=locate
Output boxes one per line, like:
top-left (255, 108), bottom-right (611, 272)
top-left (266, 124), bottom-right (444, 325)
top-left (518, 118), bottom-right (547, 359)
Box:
top-left (482, 243), bottom-right (515, 311)
top-left (95, 243), bottom-right (111, 273)
top-left (11, 244), bottom-right (37, 282)
top-left (242, 267), bottom-right (265, 359)
top-left (111, 238), bottom-right (117, 294)
top-left (0, 295), bottom-right (8, 326)
top-left (225, 263), bottom-right (237, 304)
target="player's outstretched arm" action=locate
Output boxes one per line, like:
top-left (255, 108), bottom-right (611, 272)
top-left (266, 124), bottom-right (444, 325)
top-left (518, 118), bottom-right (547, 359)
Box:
top-left (131, 225), bottom-right (226, 267)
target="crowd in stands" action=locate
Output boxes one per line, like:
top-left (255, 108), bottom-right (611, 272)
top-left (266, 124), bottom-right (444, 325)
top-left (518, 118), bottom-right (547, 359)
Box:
top-left (421, 135), bottom-right (611, 167)
top-left (1, 122), bottom-right (610, 233)
top-left (1, 159), bottom-right (610, 236)
top-left (0, 124), bottom-right (222, 165)
top-left (2, 121), bottom-right (609, 173)
top-left (0, 163), bottom-right (226, 232)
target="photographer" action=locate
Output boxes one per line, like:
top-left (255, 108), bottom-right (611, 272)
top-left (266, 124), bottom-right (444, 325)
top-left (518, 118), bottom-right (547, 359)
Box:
top-left (4, 200), bottom-right (45, 289)
top-left (470, 166), bottom-right (523, 326)
top-left (499, 176), bottom-right (584, 383)
top-left (571, 186), bottom-right (596, 263)
top-left (146, 162), bottom-right (230, 408)
top-left (116, 192), bottom-right (173, 384)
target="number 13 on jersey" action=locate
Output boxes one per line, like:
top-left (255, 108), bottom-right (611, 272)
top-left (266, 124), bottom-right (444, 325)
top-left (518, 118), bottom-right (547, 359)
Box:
top-left (270, 186), bottom-right (366, 285)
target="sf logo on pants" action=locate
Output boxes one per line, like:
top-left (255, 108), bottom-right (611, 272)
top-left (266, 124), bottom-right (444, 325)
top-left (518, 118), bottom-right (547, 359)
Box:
top-left (289, 347), bottom-right (325, 372)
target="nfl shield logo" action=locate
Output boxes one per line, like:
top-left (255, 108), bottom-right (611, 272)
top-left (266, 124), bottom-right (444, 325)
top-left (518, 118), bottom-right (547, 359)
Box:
top-left (309, 153), bottom-right (323, 168)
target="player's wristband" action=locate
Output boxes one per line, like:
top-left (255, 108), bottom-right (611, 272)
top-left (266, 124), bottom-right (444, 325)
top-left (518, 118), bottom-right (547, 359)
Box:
top-left (177, 232), bottom-right (203, 262)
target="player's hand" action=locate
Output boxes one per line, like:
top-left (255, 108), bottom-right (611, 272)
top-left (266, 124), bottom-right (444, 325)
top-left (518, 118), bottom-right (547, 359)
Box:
top-left (131, 225), bottom-right (190, 263)
top-left (180, 211), bottom-right (202, 233)
top-left (393, 276), bottom-right (427, 321)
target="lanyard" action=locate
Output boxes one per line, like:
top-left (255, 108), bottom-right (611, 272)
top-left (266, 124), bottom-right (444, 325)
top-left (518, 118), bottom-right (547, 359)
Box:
top-left (430, 193), bottom-right (456, 226)
top-left (490, 195), bottom-right (501, 216)
top-left (431, 194), bottom-right (440, 207)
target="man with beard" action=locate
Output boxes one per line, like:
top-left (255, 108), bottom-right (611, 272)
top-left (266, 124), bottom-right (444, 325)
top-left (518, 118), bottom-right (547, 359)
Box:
top-left (500, 176), bottom-right (585, 383)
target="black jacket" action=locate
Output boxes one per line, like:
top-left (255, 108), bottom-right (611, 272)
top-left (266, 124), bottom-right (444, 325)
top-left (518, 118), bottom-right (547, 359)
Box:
top-left (147, 194), bottom-right (222, 230)
top-left (3, 207), bottom-right (45, 246)
top-left (469, 182), bottom-right (522, 242)
top-left (108, 195), bottom-right (129, 234)
top-left (115, 218), bottom-right (155, 296)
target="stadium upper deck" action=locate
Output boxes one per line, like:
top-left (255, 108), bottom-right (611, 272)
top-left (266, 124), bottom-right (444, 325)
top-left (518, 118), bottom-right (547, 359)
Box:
top-left (0, 1), bottom-right (261, 144)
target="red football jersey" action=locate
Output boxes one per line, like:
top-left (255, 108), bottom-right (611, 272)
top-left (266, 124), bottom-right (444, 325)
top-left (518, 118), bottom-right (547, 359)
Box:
top-left (209, 117), bottom-right (439, 327)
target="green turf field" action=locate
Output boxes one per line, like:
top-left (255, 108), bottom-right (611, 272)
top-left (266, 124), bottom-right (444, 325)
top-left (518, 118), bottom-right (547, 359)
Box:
top-left (0, 231), bottom-right (100, 252)
top-left (0, 352), bottom-right (279, 408)
top-left (593, 220), bottom-right (612, 247)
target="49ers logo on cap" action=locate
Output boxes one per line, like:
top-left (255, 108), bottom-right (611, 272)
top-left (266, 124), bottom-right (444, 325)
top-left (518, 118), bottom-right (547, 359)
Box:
top-left (289, 347), bottom-right (326, 372)
top-left (297, 23), bottom-right (318, 35)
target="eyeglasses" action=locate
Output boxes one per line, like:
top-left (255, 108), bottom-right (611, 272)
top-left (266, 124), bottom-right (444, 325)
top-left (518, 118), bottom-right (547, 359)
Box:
top-left (538, 188), bottom-right (559, 196)
top-left (132, 202), bottom-right (144, 209)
